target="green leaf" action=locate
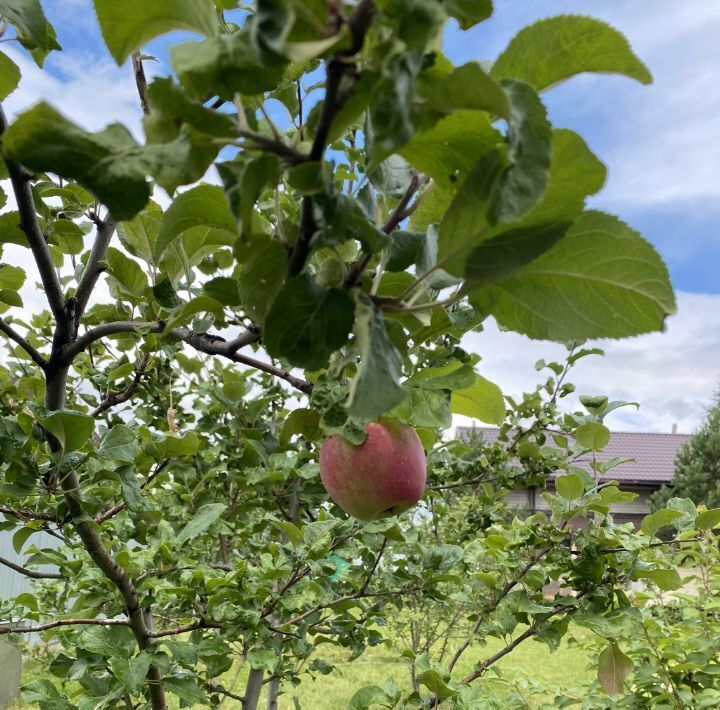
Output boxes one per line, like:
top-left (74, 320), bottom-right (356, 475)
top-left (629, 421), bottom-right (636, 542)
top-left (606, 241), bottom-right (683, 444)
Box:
top-left (696, 508), bottom-right (720, 530)
top-left (264, 274), bottom-right (355, 371)
top-left (491, 14), bottom-right (652, 91)
top-left (574, 422), bottom-right (611, 451)
top-left (418, 61), bottom-right (509, 118)
top-left (116, 465), bottom-right (146, 511)
top-left (393, 386), bottom-right (452, 429)
top-left (0, 264), bottom-right (26, 290)
top-left (349, 685), bottom-right (394, 710)
top-left (437, 149), bottom-right (508, 275)
top-left (106, 247), bottom-right (148, 297)
top-left (176, 503), bottom-right (227, 545)
top-left (117, 201), bottom-right (162, 267)
top-left (154, 185), bottom-right (236, 261)
top-left (203, 277), bottom-right (241, 307)
top-left (450, 374), bottom-right (504, 425)
top-left (2, 102), bottom-right (150, 221)
top-left (93, 0), bottom-right (219, 64)
top-left (556, 473), bottom-right (584, 501)
top-left (406, 362), bottom-right (476, 391)
top-left (632, 568), bottom-right (682, 591)
top-left (38, 410), bottom-right (94, 453)
top-left (97, 425), bottom-right (141, 463)
top-left (145, 77), bottom-right (236, 139)
top-left (246, 648), bottom-right (279, 673)
top-left (597, 641), bottom-right (633, 696)
top-left (0, 0), bottom-right (61, 53)
top-left (0, 51), bottom-right (21, 100)
top-left (640, 508), bottom-right (684, 537)
top-left (164, 295), bottom-right (223, 331)
top-left (345, 295), bottom-right (406, 420)
top-left (110, 653), bottom-right (152, 693)
top-left (279, 408), bottom-right (321, 446)
top-left (235, 237), bottom-right (287, 324)
top-left (470, 211), bottom-right (676, 341)
top-left (163, 677), bottom-right (207, 705)
top-left (287, 161), bottom-right (326, 195)
top-left (172, 33), bottom-right (284, 98)
top-left (217, 153), bottom-right (280, 233)
top-left (489, 80), bottom-right (552, 224)
top-left (13, 526), bottom-right (34, 554)
top-left (463, 220), bottom-right (571, 289)
top-left (445, 0), bottom-right (493, 30)
top-left (400, 110), bottom-right (502, 194)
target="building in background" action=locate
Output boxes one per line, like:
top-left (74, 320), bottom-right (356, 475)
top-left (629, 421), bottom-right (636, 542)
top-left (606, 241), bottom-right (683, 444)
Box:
top-left (457, 428), bottom-right (689, 527)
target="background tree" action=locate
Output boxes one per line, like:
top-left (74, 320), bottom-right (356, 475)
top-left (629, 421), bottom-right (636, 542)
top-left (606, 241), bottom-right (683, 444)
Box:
top-left (652, 391), bottom-right (720, 510)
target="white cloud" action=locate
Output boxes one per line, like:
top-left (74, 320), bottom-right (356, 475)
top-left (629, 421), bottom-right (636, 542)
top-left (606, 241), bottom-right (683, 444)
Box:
top-left (2, 45), bottom-right (143, 137)
top-left (457, 291), bottom-right (719, 435)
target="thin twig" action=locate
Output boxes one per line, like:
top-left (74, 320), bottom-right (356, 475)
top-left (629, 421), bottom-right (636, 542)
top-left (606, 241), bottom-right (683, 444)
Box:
top-left (74, 216), bottom-right (118, 322)
top-left (0, 317), bottom-right (48, 369)
top-left (0, 617), bottom-right (130, 635)
top-left (92, 354), bottom-right (151, 417)
top-left (131, 52), bottom-right (149, 114)
top-left (0, 555), bottom-right (64, 579)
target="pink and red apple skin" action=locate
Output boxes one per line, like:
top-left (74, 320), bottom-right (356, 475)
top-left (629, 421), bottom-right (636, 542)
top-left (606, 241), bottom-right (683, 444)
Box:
top-left (319, 419), bottom-right (427, 521)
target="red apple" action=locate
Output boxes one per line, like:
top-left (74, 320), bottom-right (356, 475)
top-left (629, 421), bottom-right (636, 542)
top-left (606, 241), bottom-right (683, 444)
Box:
top-left (319, 419), bottom-right (427, 520)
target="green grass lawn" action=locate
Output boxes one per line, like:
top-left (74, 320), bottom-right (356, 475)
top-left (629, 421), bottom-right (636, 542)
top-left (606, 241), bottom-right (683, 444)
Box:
top-left (18, 625), bottom-right (596, 708)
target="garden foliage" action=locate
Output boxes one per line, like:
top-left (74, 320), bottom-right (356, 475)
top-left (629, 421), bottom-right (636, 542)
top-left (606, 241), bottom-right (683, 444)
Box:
top-left (0, 1), bottom-right (703, 708)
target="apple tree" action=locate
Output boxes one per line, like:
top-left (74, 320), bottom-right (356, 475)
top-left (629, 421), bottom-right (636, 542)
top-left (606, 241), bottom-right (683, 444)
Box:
top-left (0, 0), bottom-right (692, 708)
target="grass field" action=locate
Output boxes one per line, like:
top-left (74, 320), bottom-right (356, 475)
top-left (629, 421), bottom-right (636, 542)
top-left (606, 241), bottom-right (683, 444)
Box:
top-left (19, 624), bottom-right (596, 708)
top-left (278, 625), bottom-right (595, 709)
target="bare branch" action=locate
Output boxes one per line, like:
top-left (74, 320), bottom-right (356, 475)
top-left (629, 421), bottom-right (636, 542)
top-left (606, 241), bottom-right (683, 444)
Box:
top-left (460, 590), bottom-right (589, 685)
top-left (0, 617), bottom-right (130, 635)
top-left (62, 321), bottom-right (162, 362)
top-left (131, 52), bottom-right (149, 114)
top-left (95, 460), bottom-right (170, 524)
top-left (359, 537), bottom-right (387, 595)
top-left (148, 620), bottom-right (223, 639)
top-left (0, 554), bottom-right (63, 579)
top-left (0, 317), bottom-right (48, 370)
top-left (0, 506), bottom-right (56, 522)
top-left (172, 328), bottom-right (313, 394)
top-left (93, 353), bottom-right (151, 417)
top-left (287, 0), bottom-right (377, 278)
top-left (344, 171), bottom-right (425, 288)
top-left (447, 543), bottom-right (555, 672)
top-left (74, 216), bottom-right (118, 323)
top-left (0, 103), bottom-right (65, 318)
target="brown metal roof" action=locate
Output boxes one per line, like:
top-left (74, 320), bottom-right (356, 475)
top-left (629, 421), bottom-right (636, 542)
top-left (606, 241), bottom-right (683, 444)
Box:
top-left (457, 427), bottom-right (691, 485)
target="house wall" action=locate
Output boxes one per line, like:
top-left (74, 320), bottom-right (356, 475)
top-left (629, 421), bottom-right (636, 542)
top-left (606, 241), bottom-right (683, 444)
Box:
top-left (505, 483), bottom-right (657, 528)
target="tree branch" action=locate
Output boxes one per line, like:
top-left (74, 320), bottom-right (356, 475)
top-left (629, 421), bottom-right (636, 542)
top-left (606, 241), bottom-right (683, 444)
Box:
top-left (131, 52), bottom-right (149, 114)
top-left (0, 317), bottom-right (48, 370)
top-left (0, 506), bottom-right (56, 522)
top-left (148, 620), bottom-right (223, 639)
top-left (344, 171), bottom-right (425, 288)
top-left (287, 0), bottom-right (377, 278)
top-left (92, 353), bottom-right (151, 417)
top-left (62, 321), bottom-right (163, 362)
top-left (0, 103), bottom-right (65, 318)
top-left (447, 543), bottom-right (555, 672)
top-left (0, 554), bottom-right (63, 579)
top-left (73, 215), bottom-right (118, 323)
top-left (171, 328), bottom-right (313, 394)
top-left (95, 460), bottom-right (170, 525)
top-left (0, 617), bottom-right (130, 635)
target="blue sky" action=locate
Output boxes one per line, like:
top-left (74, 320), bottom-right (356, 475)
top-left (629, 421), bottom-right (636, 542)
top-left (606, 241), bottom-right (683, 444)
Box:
top-left (3, 1), bottom-right (720, 432)
top-left (25, 0), bottom-right (720, 295)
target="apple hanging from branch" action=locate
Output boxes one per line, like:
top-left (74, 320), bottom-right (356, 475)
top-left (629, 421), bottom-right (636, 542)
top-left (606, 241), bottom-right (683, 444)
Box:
top-left (319, 419), bottom-right (427, 520)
